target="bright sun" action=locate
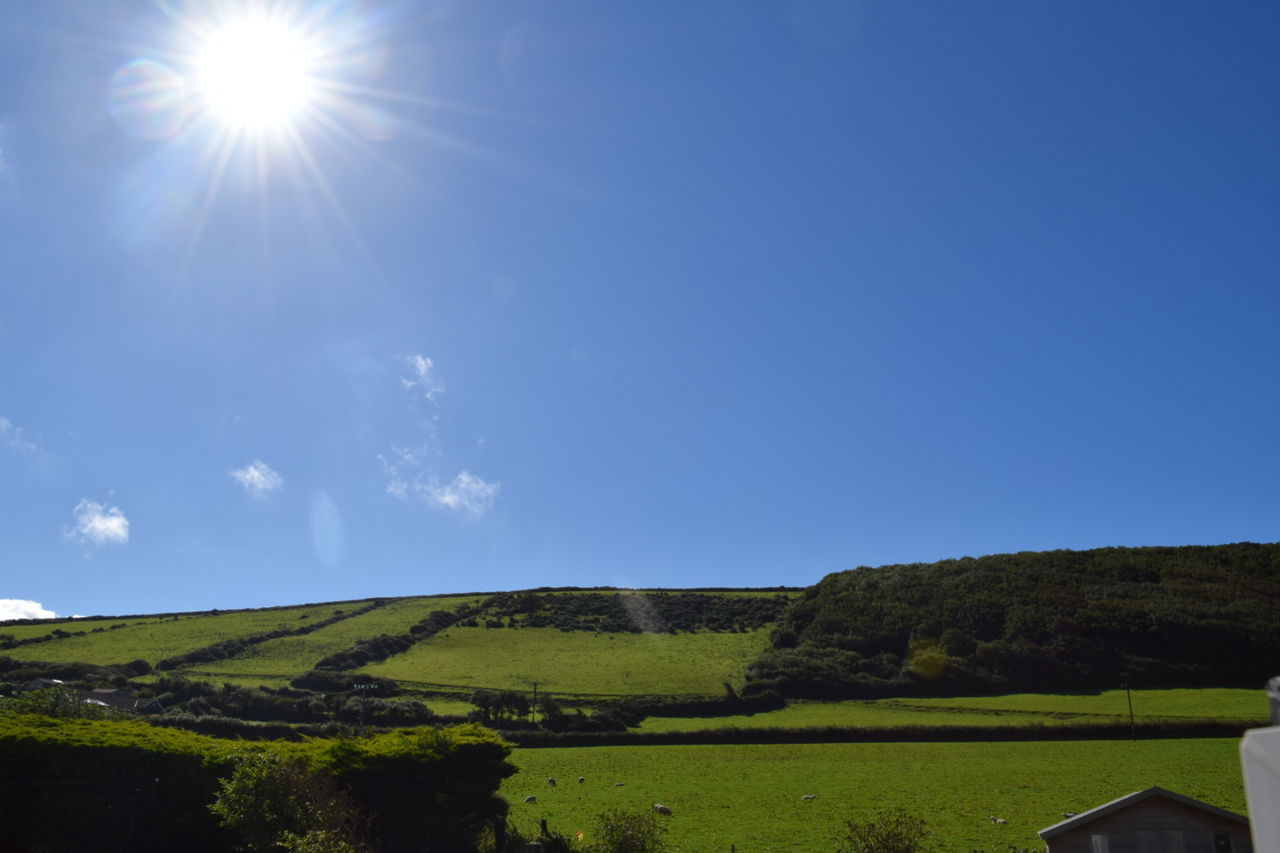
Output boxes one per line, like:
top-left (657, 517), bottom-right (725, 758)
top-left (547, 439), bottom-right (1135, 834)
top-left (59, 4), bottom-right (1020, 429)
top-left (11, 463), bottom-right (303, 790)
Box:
top-left (195, 17), bottom-right (316, 131)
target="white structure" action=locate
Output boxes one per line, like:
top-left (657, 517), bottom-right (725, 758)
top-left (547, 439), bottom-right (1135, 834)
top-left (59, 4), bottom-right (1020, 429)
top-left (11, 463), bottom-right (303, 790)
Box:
top-left (1240, 676), bottom-right (1280, 852)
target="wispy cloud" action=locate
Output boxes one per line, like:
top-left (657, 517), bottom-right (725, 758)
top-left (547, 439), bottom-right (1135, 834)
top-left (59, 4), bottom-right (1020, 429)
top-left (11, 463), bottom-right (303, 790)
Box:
top-left (378, 444), bottom-right (421, 502)
top-left (66, 499), bottom-right (130, 547)
top-left (0, 416), bottom-right (37, 453)
top-left (423, 471), bottom-right (500, 518)
top-left (0, 599), bottom-right (57, 621)
top-left (381, 355), bottom-right (500, 518)
top-left (402, 354), bottom-right (445, 402)
top-left (230, 459), bottom-right (284, 498)
top-left (379, 450), bottom-right (499, 519)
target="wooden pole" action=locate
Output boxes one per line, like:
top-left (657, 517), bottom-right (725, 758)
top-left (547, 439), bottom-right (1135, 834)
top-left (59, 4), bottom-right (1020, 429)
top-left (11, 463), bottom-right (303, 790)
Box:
top-left (1123, 680), bottom-right (1136, 740)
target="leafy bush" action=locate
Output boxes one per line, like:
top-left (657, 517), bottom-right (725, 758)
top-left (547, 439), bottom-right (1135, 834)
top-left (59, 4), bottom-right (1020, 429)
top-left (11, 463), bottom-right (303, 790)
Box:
top-left (836, 808), bottom-right (928, 853)
top-left (584, 809), bottom-right (668, 853)
top-left (210, 752), bottom-right (368, 852)
top-left (3, 685), bottom-right (134, 720)
top-left (0, 714), bottom-right (516, 853)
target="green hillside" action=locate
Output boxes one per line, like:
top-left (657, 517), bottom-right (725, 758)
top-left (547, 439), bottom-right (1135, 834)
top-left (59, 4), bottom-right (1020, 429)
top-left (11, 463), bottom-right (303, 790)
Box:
top-left (5, 547), bottom-right (1277, 734)
top-left (361, 625), bottom-right (773, 696)
top-left (1, 603), bottom-right (342, 666)
top-left (747, 542), bottom-right (1280, 699)
top-left (1, 590), bottom-right (799, 727)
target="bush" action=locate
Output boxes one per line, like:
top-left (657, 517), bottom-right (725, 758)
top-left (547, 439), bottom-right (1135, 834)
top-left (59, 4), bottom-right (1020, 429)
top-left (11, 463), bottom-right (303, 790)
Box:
top-left (836, 808), bottom-right (928, 853)
top-left (4, 686), bottom-right (132, 721)
top-left (585, 809), bottom-right (667, 853)
top-left (210, 752), bottom-right (368, 852)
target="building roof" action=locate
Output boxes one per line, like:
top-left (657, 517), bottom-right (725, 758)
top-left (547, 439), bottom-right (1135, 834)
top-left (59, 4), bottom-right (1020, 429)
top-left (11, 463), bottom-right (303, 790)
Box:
top-left (1039, 786), bottom-right (1249, 840)
top-left (75, 688), bottom-right (163, 713)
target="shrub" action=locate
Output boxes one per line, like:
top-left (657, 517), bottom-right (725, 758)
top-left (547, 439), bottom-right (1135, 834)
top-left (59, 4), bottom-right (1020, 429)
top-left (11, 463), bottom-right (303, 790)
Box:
top-left (210, 752), bottom-right (368, 852)
top-left (836, 808), bottom-right (928, 853)
top-left (3, 686), bottom-right (132, 720)
top-left (585, 809), bottom-right (667, 853)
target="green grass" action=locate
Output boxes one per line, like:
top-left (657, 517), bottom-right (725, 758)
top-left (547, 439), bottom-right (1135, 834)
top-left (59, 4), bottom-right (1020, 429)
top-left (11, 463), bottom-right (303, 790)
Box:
top-left (422, 698), bottom-right (478, 717)
top-left (0, 617), bottom-right (156, 641)
top-left (635, 689), bottom-right (1269, 733)
top-left (180, 595), bottom-right (488, 682)
top-left (2, 604), bottom-right (345, 667)
top-left (361, 627), bottom-right (773, 696)
top-left (502, 738), bottom-right (1248, 852)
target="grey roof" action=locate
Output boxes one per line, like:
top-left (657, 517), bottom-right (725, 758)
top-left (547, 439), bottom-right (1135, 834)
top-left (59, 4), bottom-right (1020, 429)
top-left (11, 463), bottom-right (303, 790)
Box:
top-left (1039, 786), bottom-right (1249, 839)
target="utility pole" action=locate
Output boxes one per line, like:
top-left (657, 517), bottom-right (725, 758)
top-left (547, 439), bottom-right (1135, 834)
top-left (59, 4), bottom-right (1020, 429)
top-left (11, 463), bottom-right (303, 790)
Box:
top-left (1121, 676), bottom-right (1135, 740)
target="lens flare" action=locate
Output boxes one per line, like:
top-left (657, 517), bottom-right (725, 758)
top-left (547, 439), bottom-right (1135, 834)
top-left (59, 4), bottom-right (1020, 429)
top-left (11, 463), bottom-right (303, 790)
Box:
top-left (108, 59), bottom-right (192, 140)
top-left (310, 491), bottom-right (345, 570)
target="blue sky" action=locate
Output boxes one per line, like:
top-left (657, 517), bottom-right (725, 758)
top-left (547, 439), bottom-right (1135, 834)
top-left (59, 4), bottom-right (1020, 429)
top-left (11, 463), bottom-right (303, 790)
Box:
top-left (2, 1), bottom-right (1278, 619)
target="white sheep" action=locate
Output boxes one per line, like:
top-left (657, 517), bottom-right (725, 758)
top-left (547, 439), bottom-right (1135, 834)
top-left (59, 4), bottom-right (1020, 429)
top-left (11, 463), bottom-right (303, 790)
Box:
top-left (802, 794), bottom-right (818, 801)
top-left (1061, 812), bottom-right (1078, 819)
top-left (652, 803), bottom-right (673, 816)
top-left (578, 776), bottom-right (586, 784)
top-left (614, 782), bottom-right (624, 787)
top-left (524, 795), bottom-right (537, 804)
top-left (990, 816), bottom-right (1008, 825)
top-left (547, 777), bottom-right (557, 786)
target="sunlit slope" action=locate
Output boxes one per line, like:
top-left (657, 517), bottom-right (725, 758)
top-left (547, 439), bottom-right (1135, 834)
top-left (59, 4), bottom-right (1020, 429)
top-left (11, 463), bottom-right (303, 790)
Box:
top-left (0, 616), bottom-right (157, 641)
top-left (360, 626), bottom-right (774, 696)
top-left (502, 738), bottom-right (1247, 852)
top-left (2, 590), bottom-right (795, 697)
top-left (634, 688), bottom-right (1269, 733)
top-left (183, 595), bottom-right (487, 680)
top-left (2, 603), bottom-right (343, 667)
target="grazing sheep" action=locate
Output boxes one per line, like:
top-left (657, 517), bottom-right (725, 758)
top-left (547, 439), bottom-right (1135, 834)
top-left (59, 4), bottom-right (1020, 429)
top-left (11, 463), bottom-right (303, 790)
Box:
top-left (802, 794), bottom-right (818, 801)
top-left (524, 796), bottom-right (537, 804)
top-left (614, 782), bottom-right (624, 787)
top-left (578, 776), bottom-right (586, 784)
top-left (652, 803), bottom-right (673, 816)
top-left (1062, 812), bottom-right (1078, 819)
top-left (547, 777), bottom-right (557, 786)
top-left (990, 816), bottom-right (1008, 825)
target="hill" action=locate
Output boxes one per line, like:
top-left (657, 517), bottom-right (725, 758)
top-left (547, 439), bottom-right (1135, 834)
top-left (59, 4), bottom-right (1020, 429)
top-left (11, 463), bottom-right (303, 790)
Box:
top-left (745, 542), bottom-right (1280, 699)
top-left (0, 589), bottom-right (797, 727)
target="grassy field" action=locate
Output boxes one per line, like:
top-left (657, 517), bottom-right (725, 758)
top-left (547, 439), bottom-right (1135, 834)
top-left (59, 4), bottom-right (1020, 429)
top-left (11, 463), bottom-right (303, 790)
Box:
top-left (502, 737), bottom-right (1248, 852)
top-left (1, 603), bottom-right (344, 666)
top-left (361, 627), bottom-right (773, 696)
top-left (635, 689), bottom-right (1269, 733)
top-left (0, 616), bottom-right (159, 640)
top-left (181, 595), bottom-right (488, 681)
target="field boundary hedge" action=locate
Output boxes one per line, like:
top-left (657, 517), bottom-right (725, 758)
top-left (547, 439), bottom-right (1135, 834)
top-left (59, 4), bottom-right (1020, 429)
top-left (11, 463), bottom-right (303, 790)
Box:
top-left (156, 600), bottom-right (388, 670)
top-left (504, 719), bottom-right (1249, 747)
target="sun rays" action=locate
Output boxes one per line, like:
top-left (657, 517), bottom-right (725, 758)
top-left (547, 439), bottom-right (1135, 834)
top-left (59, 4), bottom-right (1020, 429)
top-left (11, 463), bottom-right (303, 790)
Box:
top-left (97, 1), bottom-right (444, 278)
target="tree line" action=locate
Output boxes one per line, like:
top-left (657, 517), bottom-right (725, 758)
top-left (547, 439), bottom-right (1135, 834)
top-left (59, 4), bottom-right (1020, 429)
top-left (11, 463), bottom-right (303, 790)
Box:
top-left (744, 542), bottom-right (1280, 699)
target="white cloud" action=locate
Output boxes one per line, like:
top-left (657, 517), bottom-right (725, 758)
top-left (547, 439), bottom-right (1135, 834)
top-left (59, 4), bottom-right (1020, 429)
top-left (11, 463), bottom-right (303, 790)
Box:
top-left (423, 470), bottom-right (500, 518)
top-left (66, 499), bottom-right (130, 547)
top-left (230, 459), bottom-right (284, 498)
top-left (379, 451), bottom-right (499, 519)
top-left (383, 354), bottom-right (498, 518)
top-left (402, 354), bottom-right (445, 402)
top-left (0, 416), bottom-right (37, 453)
top-left (0, 599), bottom-right (57, 621)
top-left (377, 447), bottom-right (415, 501)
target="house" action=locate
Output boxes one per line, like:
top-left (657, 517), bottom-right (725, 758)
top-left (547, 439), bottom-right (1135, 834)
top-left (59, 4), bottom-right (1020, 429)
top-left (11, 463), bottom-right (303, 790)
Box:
top-left (1240, 677), bottom-right (1280, 852)
top-left (20, 677), bottom-right (66, 691)
top-left (82, 687), bottom-right (164, 715)
top-left (1039, 786), bottom-right (1251, 852)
